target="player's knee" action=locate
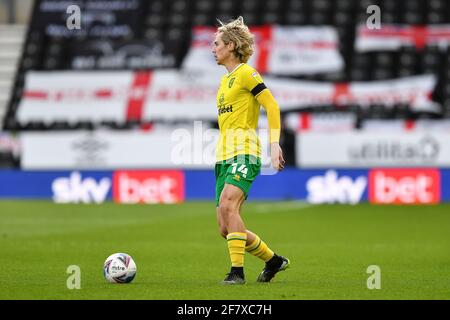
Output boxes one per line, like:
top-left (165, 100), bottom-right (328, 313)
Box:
top-left (219, 226), bottom-right (228, 239)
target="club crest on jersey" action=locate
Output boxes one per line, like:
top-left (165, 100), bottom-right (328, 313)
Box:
top-left (228, 78), bottom-right (235, 88)
top-left (219, 93), bottom-right (224, 104)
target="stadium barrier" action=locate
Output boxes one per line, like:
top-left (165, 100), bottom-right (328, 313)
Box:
top-left (19, 128), bottom-right (275, 170)
top-left (20, 129), bottom-right (450, 170)
top-left (296, 131), bottom-right (450, 168)
top-left (0, 168), bottom-right (447, 205)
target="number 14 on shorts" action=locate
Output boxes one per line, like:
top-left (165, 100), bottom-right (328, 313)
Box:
top-left (231, 163), bottom-right (248, 178)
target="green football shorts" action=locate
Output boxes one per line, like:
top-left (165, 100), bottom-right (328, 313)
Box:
top-left (215, 154), bottom-right (261, 207)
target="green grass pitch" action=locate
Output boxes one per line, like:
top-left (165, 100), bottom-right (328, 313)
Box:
top-left (0, 200), bottom-right (449, 300)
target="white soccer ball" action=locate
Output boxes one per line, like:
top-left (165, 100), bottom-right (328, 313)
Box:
top-left (103, 253), bottom-right (137, 284)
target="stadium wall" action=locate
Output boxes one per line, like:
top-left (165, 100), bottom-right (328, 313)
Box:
top-left (0, 168), bottom-right (448, 205)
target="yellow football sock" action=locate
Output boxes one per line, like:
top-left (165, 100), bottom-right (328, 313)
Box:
top-left (226, 232), bottom-right (247, 267)
top-left (245, 234), bottom-right (275, 262)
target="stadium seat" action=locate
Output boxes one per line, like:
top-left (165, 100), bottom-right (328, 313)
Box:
top-left (144, 27), bottom-right (164, 40)
top-left (168, 13), bottom-right (189, 28)
top-left (372, 67), bottom-right (395, 80)
top-left (310, 12), bottom-right (330, 25)
top-left (398, 48), bottom-right (419, 74)
top-left (261, 12), bottom-right (281, 25)
top-left (192, 13), bottom-right (211, 26)
top-left (333, 11), bottom-right (354, 27)
top-left (375, 53), bottom-right (395, 67)
top-left (146, 13), bottom-right (165, 29)
top-left (171, 0), bottom-right (189, 13)
top-left (285, 12), bottom-right (308, 25)
top-left (397, 67), bottom-right (417, 78)
top-left (149, 0), bottom-right (166, 14)
top-left (285, 0), bottom-right (308, 17)
top-left (217, 0), bottom-right (235, 16)
top-left (421, 47), bottom-right (441, 74)
top-left (20, 57), bottom-right (39, 71)
top-left (241, 0), bottom-right (259, 12)
top-left (195, 0), bottom-right (215, 14)
top-left (349, 67), bottom-right (367, 81)
top-left (42, 57), bottom-right (60, 70)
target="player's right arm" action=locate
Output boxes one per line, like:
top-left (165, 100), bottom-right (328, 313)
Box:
top-left (241, 67), bottom-right (285, 171)
top-left (256, 90), bottom-right (285, 171)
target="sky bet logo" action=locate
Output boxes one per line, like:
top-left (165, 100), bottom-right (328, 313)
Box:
top-left (306, 170), bottom-right (367, 204)
top-left (369, 169), bottom-right (440, 204)
top-left (52, 172), bottom-right (111, 203)
top-left (113, 170), bottom-right (184, 204)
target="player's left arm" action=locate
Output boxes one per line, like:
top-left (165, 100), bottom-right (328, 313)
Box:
top-left (256, 89), bottom-right (285, 171)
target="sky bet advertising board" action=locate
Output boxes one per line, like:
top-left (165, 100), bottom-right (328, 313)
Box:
top-left (0, 168), bottom-right (447, 204)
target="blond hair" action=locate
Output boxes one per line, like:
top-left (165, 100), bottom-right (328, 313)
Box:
top-left (216, 16), bottom-right (254, 63)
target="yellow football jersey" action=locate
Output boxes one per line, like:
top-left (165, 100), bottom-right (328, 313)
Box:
top-left (216, 63), bottom-right (267, 161)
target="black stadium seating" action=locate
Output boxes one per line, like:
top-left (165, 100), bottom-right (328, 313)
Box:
top-left (4, 0), bottom-right (450, 133)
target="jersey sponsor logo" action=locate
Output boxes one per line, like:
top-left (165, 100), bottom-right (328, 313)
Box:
top-left (369, 169), bottom-right (440, 204)
top-left (306, 170), bottom-right (367, 204)
top-left (233, 174), bottom-right (241, 181)
top-left (228, 77), bottom-right (235, 88)
top-left (52, 171), bottom-right (111, 203)
top-left (218, 105), bottom-right (233, 115)
top-left (113, 170), bottom-right (185, 204)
